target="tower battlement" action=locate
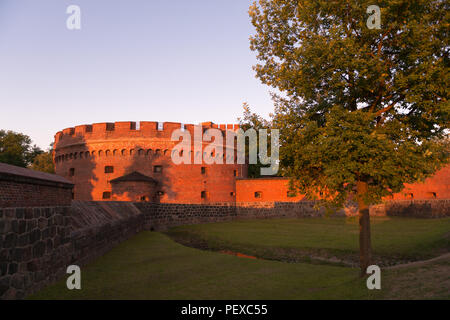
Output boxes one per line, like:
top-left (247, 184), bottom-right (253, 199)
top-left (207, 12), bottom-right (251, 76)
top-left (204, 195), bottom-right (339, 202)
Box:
top-left (55, 121), bottom-right (240, 146)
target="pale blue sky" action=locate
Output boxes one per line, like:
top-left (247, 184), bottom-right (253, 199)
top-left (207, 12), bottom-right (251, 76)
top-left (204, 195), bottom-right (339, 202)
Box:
top-left (0, 0), bottom-right (274, 149)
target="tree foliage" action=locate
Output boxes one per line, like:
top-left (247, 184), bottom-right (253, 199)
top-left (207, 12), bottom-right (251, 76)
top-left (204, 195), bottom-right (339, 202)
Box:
top-left (249, 0), bottom-right (449, 207)
top-left (238, 103), bottom-right (275, 177)
top-left (31, 151), bottom-right (55, 174)
top-left (0, 130), bottom-right (43, 168)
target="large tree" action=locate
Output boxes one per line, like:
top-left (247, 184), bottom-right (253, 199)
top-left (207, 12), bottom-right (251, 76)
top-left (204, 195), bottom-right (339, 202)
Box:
top-left (249, 0), bottom-right (449, 274)
top-left (0, 130), bottom-right (43, 167)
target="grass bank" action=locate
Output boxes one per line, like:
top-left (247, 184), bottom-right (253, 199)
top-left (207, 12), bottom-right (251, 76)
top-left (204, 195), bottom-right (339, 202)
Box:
top-left (30, 217), bottom-right (450, 299)
top-left (30, 231), bottom-right (378, 300)
top-left (165, 217), bottom-right (450, 267)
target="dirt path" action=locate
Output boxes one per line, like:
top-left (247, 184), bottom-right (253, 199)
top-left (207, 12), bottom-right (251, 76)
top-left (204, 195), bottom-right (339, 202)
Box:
top-left (383, 253), bottom-right (450, 299)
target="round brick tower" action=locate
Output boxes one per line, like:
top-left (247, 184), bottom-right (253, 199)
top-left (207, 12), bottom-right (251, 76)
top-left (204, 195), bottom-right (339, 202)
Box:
top-left (53, 121), bottom-right (247, 203)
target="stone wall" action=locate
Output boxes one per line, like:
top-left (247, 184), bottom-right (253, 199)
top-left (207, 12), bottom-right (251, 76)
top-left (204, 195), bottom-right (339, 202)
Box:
top-left (0, 201), bottom-right (144, 300)
top-left (0, 206), bottom-right (72, 299)
top-left (370, 200), bottom-right (450, 218)
top-left (68, 201), bottom-right (144, 267)
top-left (135, 202), bottom-right (237, 230)
top-left (235, 201), bottom-right (348, 219)
top-left (0, 163), bottom-right (146, 299)
top-left (136, 201), bottom-right (349, 230)
top-left (0, 163), bottom-right (75, 299)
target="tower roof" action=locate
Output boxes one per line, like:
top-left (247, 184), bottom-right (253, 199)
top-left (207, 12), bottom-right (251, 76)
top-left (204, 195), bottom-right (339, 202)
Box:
top-left (110, 171), bottom-right (157, 184)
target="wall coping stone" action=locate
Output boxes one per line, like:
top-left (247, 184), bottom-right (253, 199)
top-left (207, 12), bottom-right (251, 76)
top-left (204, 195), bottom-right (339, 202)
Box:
top-left (0, 162), bottom-right (73, 189)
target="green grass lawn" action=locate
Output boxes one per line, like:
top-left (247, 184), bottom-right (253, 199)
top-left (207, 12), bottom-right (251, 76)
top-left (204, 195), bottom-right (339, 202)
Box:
top-left (29, 217), bottom-right (450, 300)
top-left (29, 231), bottom-right (378, 300)
top-left (165, 217), bottom-right (450, 266)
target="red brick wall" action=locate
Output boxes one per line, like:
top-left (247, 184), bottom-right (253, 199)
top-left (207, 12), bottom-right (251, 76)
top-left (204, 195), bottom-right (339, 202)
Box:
top-left (236, 178), bottom-right (305, 202)
top-left (0, 181), bottom-right (73, 207)
top-left (391, 166), bottom-right (450, 200)
top-left (54, 121), bottom-right (247, 203)
top-left (0, 163), bottom-right (73, 207)
top-left (237, 165), bottom-right (450, 202)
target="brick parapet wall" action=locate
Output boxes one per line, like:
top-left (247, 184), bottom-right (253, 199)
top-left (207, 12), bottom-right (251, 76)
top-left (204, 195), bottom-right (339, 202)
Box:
top-left (0, 163), bottom-right (73, 208)
top-left (0, 181), bottom-right (73, 208)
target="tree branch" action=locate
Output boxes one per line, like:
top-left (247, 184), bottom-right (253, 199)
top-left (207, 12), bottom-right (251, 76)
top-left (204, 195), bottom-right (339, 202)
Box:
top-left (374, 96), bottom-right (403, 118)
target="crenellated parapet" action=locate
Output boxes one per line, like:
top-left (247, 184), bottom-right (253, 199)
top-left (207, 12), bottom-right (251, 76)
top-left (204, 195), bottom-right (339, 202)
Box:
top-left (55, 121), bottom-right (240, 148)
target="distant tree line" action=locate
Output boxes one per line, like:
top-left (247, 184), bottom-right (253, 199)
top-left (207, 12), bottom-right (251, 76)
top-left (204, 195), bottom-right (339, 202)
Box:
top-left (0, 129), bottom-right (55, 173)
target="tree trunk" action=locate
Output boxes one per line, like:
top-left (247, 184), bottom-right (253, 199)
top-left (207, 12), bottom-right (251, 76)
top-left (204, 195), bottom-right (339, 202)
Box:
top-left (357, 181), bottom-right (372, 277)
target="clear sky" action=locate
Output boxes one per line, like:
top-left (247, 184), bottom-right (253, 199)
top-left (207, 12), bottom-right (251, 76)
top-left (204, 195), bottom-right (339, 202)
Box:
top-left (0, 0), bottom-right (274, 149)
